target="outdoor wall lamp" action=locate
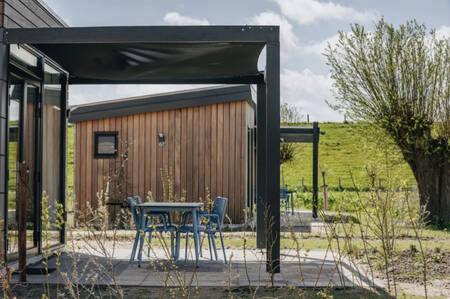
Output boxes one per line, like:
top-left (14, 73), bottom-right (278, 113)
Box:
top-left (158, 133), bottom-right (165, 147)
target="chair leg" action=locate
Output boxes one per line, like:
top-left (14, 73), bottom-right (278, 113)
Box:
top-left (175, 231), bottom-right (181, 261)
top-left (199, 232), bottom-right (203, 257)
top-left (170, 231), bottom-right (175, 259)
top-left (130, 231), bottom-right (140, 263)
top-left (219, 230), bottom-right (227, 264)
top-left (185, 232), bottom-right (189, 263)
top-left (211, 234), bottom-right (218, 261)
top-left (207, 233), bottom-right (213, 260)
top-left (147, 231), bottom-right (153, 257)
top-left (137, 232), bottom-right (146, 268)
top-left (291, 194), bottom-right (295, 215)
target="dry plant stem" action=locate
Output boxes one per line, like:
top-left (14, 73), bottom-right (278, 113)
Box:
top-left (226, 252), bottom-right (234, 299)
top-left (288, 226), bottom-right (306, 287)
top-left (405, 190), bottom-right (429, 299)
top-left (350, 172), bottom-right (376, 287)
top-left (243, 238), bottom-right (253, 295)
top-left (320, 210), bottom-right (347, 291)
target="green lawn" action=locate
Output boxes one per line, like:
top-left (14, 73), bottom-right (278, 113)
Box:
top-left (282, 122), bottom-right (415, 190)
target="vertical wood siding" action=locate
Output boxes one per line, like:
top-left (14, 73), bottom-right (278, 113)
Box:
top-left (74, 100), bottom-right (251, 224)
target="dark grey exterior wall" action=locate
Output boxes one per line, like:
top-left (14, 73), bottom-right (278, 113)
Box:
top-left (1, 0), bottom-right (67, 28)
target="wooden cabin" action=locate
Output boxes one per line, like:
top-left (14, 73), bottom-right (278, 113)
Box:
top-left (69, 85), bottom-right (256, 224)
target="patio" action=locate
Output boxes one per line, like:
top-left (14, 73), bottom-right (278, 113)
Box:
top-left (11, 246), bottom-right (373, 288)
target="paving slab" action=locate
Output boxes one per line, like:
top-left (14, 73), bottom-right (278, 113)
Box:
top-left (11, 247), bottom-right (373, 289)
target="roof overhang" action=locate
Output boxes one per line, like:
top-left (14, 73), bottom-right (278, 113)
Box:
top-left (69, 85), bottom-right (253, 123)
top-left (4, 26), bottom-right (276, 85)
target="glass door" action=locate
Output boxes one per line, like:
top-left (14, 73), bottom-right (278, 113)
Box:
top-left (7, 79), bottom-right (39, 259)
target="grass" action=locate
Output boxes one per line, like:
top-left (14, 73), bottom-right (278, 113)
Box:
top-left (281, 122), bottom-right (415, 190)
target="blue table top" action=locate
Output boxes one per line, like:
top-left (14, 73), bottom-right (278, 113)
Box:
top-left (137, 202), bottom-right (203, 209)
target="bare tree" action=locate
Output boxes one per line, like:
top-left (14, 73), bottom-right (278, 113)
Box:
top-left (280, 102), bottom-right (303, 124)
top-left (325, 19), bottom-right (449, 224)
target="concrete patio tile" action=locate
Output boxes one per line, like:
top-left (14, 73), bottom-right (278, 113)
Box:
top-left (11, 247), bottom-right (374, 290)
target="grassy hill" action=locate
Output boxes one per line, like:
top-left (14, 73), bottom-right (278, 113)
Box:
top-left (281, 122), bottom-right (415, 190)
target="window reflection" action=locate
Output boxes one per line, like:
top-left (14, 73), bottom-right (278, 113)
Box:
top-left (10, 45), bottom-right (38, 67)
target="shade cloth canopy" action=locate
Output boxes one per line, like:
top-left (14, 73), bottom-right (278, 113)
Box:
top-left (35, 42), bottom-right (265, 84)
top-left (5, 26), bottom-right (271, 84)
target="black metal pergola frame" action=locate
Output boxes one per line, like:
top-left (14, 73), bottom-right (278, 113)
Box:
top-left (4, 25), bottom-right (281, 273)
top-left (280, 123), bottom-right (320, 218)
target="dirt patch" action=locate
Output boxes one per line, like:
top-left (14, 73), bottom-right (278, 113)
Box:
top-left (391, 249), bottom-right (450, 283)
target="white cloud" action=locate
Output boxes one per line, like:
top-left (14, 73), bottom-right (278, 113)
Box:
top-left (250, 12), bottom-right (299, 56)
top-left (163, 12), bottom-right (209, 25)
top-left (280, 68), bottom-right (342, 121)
top-left (273, 0), bottom-right (377, 25)
top-left (435, 25), bottom-right (450, 39)
top-left (303, 33), bottom-right (339, 57)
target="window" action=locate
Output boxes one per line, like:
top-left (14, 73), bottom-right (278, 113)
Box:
top-left (94, 131), bottom-right (118, 158)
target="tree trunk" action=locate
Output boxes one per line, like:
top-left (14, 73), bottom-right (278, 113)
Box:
top-left (408, 151), bottom-right (450, 224)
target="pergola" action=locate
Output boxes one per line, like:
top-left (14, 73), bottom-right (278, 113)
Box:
top-left (4, 26), bottom-right (281, 272)
top-left (280, 123), bottom-right (320, 218)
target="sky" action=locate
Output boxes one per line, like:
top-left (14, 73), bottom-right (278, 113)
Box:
top-left (42, 0), bottom-right (450, 122)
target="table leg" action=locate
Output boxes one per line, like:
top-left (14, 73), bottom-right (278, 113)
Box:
top-left (138, 209), bottom-right (146, 267)
top-left (192, 208), bottom-right (200, 266)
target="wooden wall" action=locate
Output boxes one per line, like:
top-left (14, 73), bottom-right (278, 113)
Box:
top-left (0, 0), bottom-right (66, 28)
top-left (74, 100), bottom-right (253, 224)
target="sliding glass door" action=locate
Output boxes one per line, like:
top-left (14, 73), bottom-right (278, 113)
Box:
top-left (7, 79), bottom-right (39, 258)
top-left (5, 44), bottom-right (68, 261)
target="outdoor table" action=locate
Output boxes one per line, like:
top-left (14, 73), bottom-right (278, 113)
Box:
top-left (136, 202), bottom-right (204, 265)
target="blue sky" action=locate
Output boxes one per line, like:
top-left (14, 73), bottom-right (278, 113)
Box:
top-left (43, 0), bottom-right (450, 122)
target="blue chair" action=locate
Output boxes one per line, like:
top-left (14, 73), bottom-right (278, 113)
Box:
top-left (128, 197), bottom-right (176, 267)
top-left (280, 188), bottom-right (294, 215)
top-left (134, 196), bottom-right (177, 258)
top-left (175, 211), bottom-right (206, 263)
top-left (202, 197), bottom-right (228, 264)
top-left (176, 197), bottom-right (228, 264)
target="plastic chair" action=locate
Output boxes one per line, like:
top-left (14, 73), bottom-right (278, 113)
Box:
top-left (203, 197), bottom-right (228, 263)
top-left (177, 197), bottom-right (228, 264)
top-left (134, 196), bottom-right (177, 258)
top-left (280, 188), bottom-right (294, 214)
top-left (128, 196), bottom-right (176, 267)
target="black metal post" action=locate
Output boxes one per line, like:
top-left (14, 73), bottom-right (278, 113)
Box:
top-left (59, 73), bottom-right (68, 244)
top-left (266, 40), bottom-right (280, 274)
top-left (256, 83), bottom-right (267, 249)
top-left (312, 122), bottom-right (319, 219)
top-left (0, 29), bottom-right (9, 259)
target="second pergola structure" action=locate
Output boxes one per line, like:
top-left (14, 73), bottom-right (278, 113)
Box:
top-left (4, 25), bottom-right (281, 272)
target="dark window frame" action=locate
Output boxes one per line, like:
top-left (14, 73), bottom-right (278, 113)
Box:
top-left (94, 131), bottom-right (118, 158)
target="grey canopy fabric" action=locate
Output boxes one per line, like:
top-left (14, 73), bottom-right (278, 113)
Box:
top-left (34, 42), bottom-right (265, 84)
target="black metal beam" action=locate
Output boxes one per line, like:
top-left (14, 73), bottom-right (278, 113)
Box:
top-left (4, 26), bottom-right (279, 44)
top-left (280, 133), bottom-right (313, 143)
top-left (256, 83), bottom-right (267, 249)
top-left (312, 122), bottom-right (319, 219)
top-left (265, 41), bottom-right (280, 274)
top-left (69, 74), bottom-right (264, 85)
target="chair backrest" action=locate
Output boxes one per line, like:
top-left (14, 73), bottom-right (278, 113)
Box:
top-left (211, 197), bottom-right (228, 226)
top-left (135, 195), bottom-right (142, 204)
top-left (280, 187), bottom-right (288, 198)
top-left (128, 196), bottom-right (140, 231)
